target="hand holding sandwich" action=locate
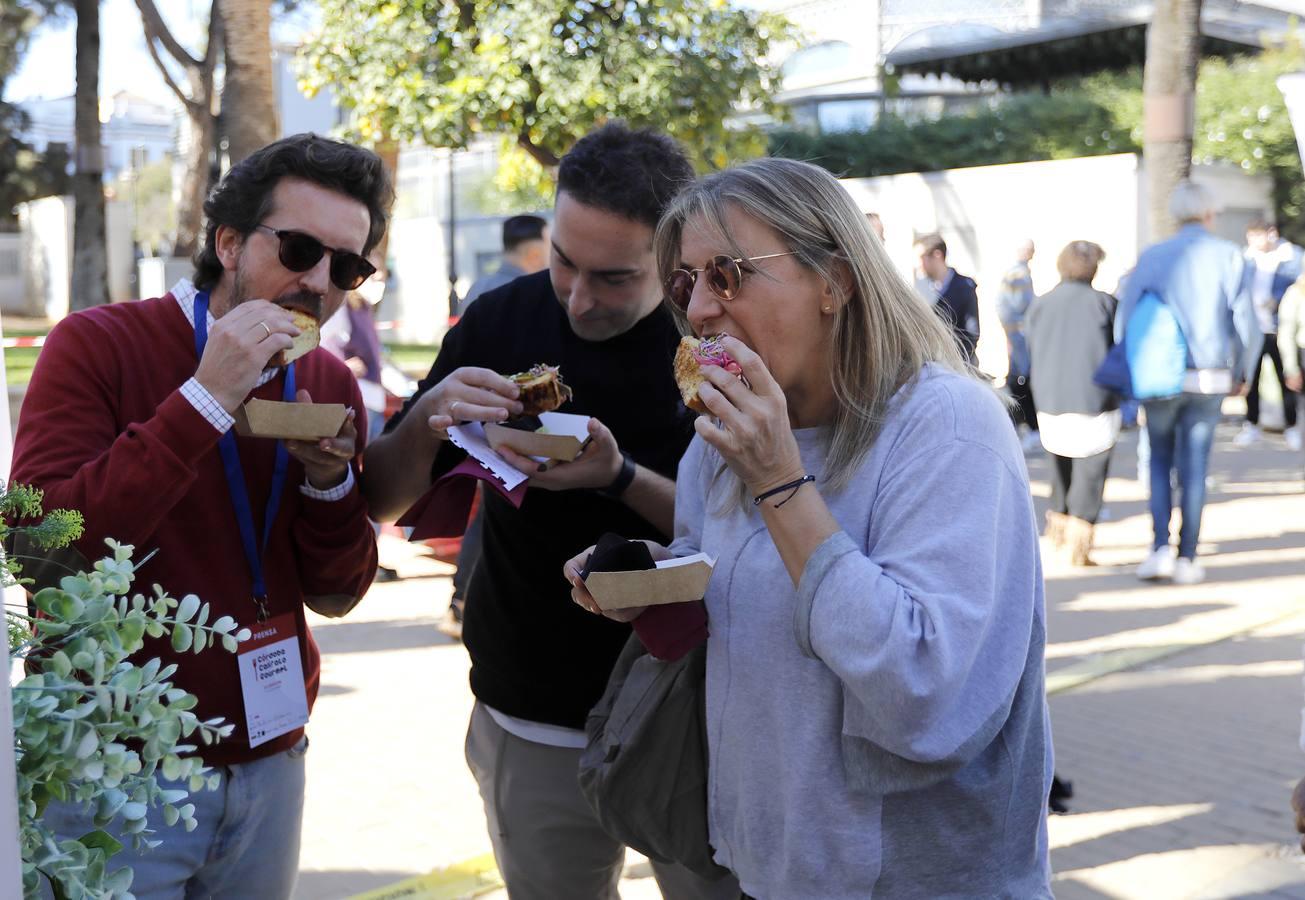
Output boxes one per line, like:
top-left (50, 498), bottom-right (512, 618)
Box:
top-left (693, 336), bottom-right (805, 497)
top-left (410, 367), bottom-right (525, 440)
top-left (284, 389), bottom-right (359, 489)
top-left (194, 299), bottom-right (302, 413)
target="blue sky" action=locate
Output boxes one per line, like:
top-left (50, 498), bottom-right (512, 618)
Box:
top-left (4, 0), bottom-right (313, 106)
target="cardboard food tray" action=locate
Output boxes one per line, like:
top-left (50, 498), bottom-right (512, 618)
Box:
top-left (583, 553), bottom-right (715, 611)
top-left (236, 399), bottom-right (348, 441)
top-left (484, 411), bottom-right (592, 463)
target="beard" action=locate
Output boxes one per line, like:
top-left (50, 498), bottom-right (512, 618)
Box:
top-left (229, 266), bottom-right (323, 320)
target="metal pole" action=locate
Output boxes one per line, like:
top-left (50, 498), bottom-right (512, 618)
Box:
top-left (447, 151), bottom-right (459, 319)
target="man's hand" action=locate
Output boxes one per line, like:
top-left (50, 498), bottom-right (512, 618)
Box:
top-left (495, 417), bottom-right (623, 492)
top-left (1232, 380), bottom-right (1250, 398)
top-left (285, 389), bottom-right (357, 489)
top-left (409, 367), bottom-right (523, 440)
top-left (1292, 776), bottom-right (1305, 851)
top-left (195, 300), bottom-right (301, 412)
top-left (1287, 372), bottom-right (1303, 394)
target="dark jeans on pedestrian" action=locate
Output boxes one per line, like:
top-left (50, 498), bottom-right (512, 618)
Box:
top-left (1246, 333), bottom-right (1298, 428)
top-left (1143, 393), bottom-right (1224, 560)
top-left (1007, 331), bottom-right (1037, 429)
top-left (1047, 449), bottom-right (1111, 524)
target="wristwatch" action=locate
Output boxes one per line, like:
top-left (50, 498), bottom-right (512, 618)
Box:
top-left (599, 450), bottom-right (637, 499)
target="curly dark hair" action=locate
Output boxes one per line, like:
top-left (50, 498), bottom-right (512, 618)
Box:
top-left (556, 122), bottom-right (694, 229)
top-left (192, 133), bottom-right (393, 291)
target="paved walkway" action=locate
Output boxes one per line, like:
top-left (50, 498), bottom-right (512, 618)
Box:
top-left (292, 406), bottom-right (1305, 900)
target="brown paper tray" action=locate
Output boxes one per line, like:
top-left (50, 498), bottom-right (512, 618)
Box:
top-left (584, 555), bottom-right (714, 611)
top-left (484, 412), bottom-right (591, 463)
top-left (235, 399), bottom-right (348, 441)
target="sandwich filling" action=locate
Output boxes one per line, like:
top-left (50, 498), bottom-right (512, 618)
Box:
top-left (272, 292), bottom-right (322, 366)
top-left (674, 335), bottom-right (741, 414)
top-left (509, 364), bottom-right (573, 416)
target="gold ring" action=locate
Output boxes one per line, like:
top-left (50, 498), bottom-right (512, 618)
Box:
top-left (258, 321), bottom-right (272, 339)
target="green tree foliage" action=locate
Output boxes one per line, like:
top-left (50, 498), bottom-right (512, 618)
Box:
top-left (299, 0), bottom-right (795, 179)
top-left (1193, 37), bottom-right (1305, 237)
top-left (772, 37), bottom-right (1305, 241)
top-left (770, 87), bottom-right (1131, 179)
top-left (0, 0), bottom-right (70, 228)
top-left (2, 483), bottom-right (250, 898)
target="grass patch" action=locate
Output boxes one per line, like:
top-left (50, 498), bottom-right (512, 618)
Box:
top-left (385, 343), bottom-right (438, 377)
top-left (5, 347), bottom-right (40, 387)
top-left (2, 340), bottom-right (438, 390)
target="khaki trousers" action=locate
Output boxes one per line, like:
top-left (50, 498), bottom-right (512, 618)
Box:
top-left (465, 701), bottom-right (739, 900)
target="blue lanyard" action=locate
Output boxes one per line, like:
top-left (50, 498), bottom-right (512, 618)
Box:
top-left (193, 292), bottom-right (293, 621)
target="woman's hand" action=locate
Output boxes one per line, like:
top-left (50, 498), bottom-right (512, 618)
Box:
top-left (694, 336), bottom-right (805, 496)
top-left (562, 541), bottom-right (672, 624)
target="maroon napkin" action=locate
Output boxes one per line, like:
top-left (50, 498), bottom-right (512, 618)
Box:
top-left (396, 458), bottom-right (527, 540)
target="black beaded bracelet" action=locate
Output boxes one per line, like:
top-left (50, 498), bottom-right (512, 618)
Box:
top-left (753, 474), bottom-right (816, 508)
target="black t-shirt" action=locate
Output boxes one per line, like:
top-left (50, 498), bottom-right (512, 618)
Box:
top-left (387, 271), bottom-right (696, 727)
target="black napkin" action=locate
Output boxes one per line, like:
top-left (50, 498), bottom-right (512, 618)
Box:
top-left (500, 414), bottom-right (544, 432)
top-left (579, 532), bottom-right (655, 581)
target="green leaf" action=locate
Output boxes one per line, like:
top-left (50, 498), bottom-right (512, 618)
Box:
top-left (176, 595), bottom-right (200, 623)
top-left (74, 728), bottom-right (98, 760)
top-left (77, 829), bottom-right (123, 857)
top-left (170, 624), bottom-right (193, 653)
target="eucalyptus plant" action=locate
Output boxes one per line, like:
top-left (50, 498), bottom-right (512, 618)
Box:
top-left (2, 483), bottom-right (250, 899)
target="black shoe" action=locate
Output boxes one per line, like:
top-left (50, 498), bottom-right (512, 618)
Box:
top-left (1049, 774), bottom-right (1073, 814)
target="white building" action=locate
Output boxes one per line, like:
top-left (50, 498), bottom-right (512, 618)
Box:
top-left (19, 91), bottom-right (175, 180)
top-left (763, 0), bottom-right (1299, 133)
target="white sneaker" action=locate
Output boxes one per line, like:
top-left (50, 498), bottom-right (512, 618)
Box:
top-left (1286, 426), bottom-right (1303, 452)
top-left (1234, 423), bottom-right (1261, 446)
top-left (1172, 557), bottom-right (1206, 585)
top-left (1137, 546), bottom-right (1176, 580)
top-left (1021, 430), bottom-right (1043, 453)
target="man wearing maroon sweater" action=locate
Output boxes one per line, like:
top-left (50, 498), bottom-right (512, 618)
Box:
top-left (11, 134), bottom-right (387, 898)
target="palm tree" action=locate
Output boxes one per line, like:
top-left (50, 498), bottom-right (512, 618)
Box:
top-left (1143, 0), bottom-right (1203, 242)
top-left (219, 0), bottom-right (278, 164)
top-left (70, 0), bottom-right (107, 310)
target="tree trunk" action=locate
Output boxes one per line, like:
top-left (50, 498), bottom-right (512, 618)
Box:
top-left (219, 0), bottom-right (278, 164)
top-left (1143, 0), bottom-right (1203, 242)
top-left (174, 101), bottom-right (216, 259)
top-left (70, 0), bottom-right (108, 310)
top-left (135, 0), bottom-right (221, 259)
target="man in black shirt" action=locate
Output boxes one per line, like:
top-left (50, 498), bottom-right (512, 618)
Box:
top-left (363, 124), bottom-right (734, 899)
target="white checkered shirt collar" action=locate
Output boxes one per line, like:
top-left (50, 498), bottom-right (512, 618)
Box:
top-left (172, 279), bottom-right (277, 389)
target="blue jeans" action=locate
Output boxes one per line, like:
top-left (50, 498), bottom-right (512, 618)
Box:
top-left (40, 736), bottom-right (308, 899)
top-left (1143, 394), bottom-right (1225, 559)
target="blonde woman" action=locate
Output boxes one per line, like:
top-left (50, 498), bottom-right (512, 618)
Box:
top-left (565, 158), bottom-right (1052, 899)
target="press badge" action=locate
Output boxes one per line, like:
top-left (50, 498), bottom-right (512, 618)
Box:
top-left (237, 613), bottom-right (310, 748)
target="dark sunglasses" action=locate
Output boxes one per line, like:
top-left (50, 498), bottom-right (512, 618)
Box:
top-left (666, 251), bottom-right (796, 311)
top-left (253, 224), bottom-right (376, 291)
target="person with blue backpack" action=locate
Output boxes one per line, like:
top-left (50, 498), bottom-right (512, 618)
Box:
top-left (1115, 180), bottom-right (1262, 585)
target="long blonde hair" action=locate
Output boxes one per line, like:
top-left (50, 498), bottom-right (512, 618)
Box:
top-left (654, 157), bottom-right (976, 492)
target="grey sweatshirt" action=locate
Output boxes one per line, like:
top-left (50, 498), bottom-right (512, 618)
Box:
top-left (669, 364), bottom-right (1053, 899)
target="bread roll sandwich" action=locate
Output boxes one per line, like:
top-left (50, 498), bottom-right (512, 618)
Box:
top-left (509, 364), bottom-right (573, 416)
top-left (674, 335), bottom-right (742, 413)
top-left (271, 295), bottom-right (321, 366)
